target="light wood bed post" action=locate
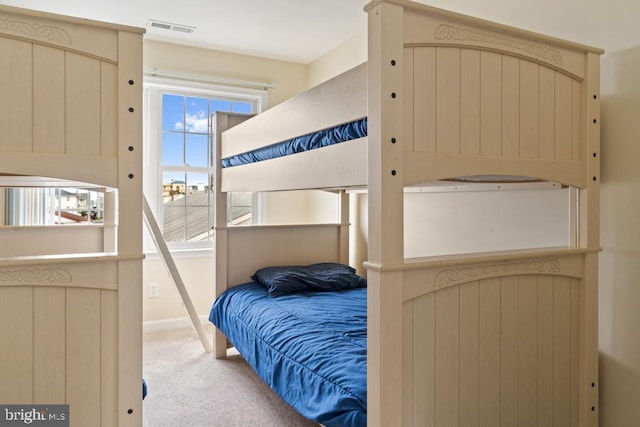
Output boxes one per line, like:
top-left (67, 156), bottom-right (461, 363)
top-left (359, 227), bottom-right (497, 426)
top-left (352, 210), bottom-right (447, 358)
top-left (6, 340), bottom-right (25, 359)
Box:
top-left (580, 51), bottom-right (601, 427)
top-left (366, 2), bottom-right (406, 426)
top-left (214, 112), bottom-right (231, 359)
top-left (213, 112), bottom-right (255, 358)
top-left (338, 190), bottom-right (350, 266)
top-left (116, 29), bottom-right (144, 427)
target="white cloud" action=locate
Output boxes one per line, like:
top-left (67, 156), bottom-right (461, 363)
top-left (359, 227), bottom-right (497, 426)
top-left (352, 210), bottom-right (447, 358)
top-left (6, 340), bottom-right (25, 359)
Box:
top-left (184, 111), bottom-right (208, 133)
top-left (174, 122), bottom-right (184, 130)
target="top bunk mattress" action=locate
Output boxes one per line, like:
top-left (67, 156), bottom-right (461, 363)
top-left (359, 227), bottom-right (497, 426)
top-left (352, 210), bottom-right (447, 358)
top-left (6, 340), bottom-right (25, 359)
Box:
top-left (221, 118), bottom-right (367, 168)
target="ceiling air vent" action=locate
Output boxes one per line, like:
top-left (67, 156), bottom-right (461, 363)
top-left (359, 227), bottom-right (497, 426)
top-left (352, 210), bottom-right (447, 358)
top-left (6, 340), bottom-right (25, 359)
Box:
top-left (147, 20), bottom-right (196, 34)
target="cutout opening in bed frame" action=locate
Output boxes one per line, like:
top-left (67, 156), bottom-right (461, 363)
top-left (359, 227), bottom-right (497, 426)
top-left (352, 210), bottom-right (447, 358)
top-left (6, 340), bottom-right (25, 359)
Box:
top-left (403, 179), bottom-right (576, 258)
top-left (254, 190), bottom-right (341, 226)
top-left (0, 176), bottom-right (118, 258)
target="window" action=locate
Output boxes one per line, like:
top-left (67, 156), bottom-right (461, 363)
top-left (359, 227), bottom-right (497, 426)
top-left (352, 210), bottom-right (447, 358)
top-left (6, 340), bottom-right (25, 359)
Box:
top-left (144, 76), bottom-right (266, 250)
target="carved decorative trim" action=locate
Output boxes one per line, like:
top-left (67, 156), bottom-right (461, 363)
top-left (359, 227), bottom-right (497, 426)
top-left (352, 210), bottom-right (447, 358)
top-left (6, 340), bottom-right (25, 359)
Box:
top-left (434, 258), bottom-right (561, 287)
top-left (0, 268), bottom-right (72, 284)
top-left (434, 24), bottom-right (563, 65)
top-left (0, 18), bottom-right (72, 45)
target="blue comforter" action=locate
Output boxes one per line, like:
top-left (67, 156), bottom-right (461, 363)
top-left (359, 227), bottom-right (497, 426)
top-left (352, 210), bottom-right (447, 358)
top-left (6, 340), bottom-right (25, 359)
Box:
top-left (209, 283), bottom-right (367, 427)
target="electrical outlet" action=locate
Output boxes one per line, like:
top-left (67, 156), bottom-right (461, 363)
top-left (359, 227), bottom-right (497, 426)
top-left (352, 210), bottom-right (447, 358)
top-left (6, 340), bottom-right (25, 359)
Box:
top-left (149, 282), bottom-right (159, 298)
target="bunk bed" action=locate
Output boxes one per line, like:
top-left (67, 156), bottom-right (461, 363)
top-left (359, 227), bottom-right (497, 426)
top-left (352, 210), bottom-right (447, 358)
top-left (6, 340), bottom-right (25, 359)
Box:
top-left (212, 1), bottom-right (602, 426)
top-left (0, 5), bottom-right (144, 427)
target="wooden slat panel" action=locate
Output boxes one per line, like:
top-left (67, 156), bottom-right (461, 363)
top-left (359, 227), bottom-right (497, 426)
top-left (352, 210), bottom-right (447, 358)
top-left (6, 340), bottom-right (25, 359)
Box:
top-left (66, 53), bottom-right (101, 155)
top-left (0, 38), bottom-right (32, 152)
top-left (478, 278), bottom-right (501, 427)
top-left (413, 47), bottom-right (436, 153)
top-left (519, 61), bottom-right (540, 159)
top-left (570, 280), bottom-right (580, 427)
top-left (537, 276), bottom-right (554, 426)
top-left (480, 52), bottom-right (502, 157)
top-left (404, 47), bottom-right (415, 153)
top-left (555, 73), bottom-right (573, 161)
top-left (413, 293), bottom-right (435, 427)
top-left (500, 276), bottom-right (519, 426)
top-left (461, 49), bottom-right (481, 156)
top-left (403, 300), bottom-right (414, 425)
top-left (539, 67), bottom-right (556, 160)
top-left (67, 288), bottom-right (102, 426)
top-left (435, 285), bottom-right (460, 427)
top-left (33, 45), bottom-right (65, 154)
top-left (436, 47), bottom-right (461, 154)
top-left (101, 62), bottom-right (118, 156)
top-left (553, 277), bottom-right (572, 427)
top-left (518, 276), bottom-right (539, 427)
top-left (460, 282), bottom-right (480, 427)
top-left (117, 258), bottom-right (143, 427)
top-left (102, 290), bottom-right (118, 426)
top-left (501, 56), bottom-right (520, 158)
top-left (34, 287), bottom-right (66, 403)
top-left (0, 287), bottom-right (33, 403)
top-left (571, 80), bottom-right (582, 161)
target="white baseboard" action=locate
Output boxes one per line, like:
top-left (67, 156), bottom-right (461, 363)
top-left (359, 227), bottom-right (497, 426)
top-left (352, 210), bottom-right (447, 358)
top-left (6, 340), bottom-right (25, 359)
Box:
top-left (143, 315), bottom-right (211, 333)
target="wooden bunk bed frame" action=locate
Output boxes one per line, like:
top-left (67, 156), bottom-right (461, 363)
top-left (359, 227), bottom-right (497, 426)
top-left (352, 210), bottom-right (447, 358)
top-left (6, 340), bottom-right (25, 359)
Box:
top-left (0, 6), bottom-right (144, 426)
top-left (214, 1), bottom-right (602, 426)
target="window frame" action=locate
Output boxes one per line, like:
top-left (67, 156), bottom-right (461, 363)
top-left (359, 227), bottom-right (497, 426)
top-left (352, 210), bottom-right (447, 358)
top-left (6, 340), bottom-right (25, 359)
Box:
top-left (143, 76), bottom-right (267, 254)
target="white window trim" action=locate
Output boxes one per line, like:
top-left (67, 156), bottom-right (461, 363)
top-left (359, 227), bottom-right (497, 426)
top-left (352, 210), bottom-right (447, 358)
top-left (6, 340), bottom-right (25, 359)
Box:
top-left (143, 75), bottom-right (267, 256)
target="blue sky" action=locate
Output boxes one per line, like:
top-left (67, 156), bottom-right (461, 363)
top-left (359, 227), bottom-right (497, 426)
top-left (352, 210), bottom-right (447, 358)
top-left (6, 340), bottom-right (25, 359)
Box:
top-left (161, 94), bottom-right (252, 188)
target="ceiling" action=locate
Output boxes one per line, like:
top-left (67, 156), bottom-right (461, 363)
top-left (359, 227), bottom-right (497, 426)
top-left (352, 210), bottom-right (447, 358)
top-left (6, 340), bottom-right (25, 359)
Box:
top-left (0, 0), bottom-right (369, 64)
top-left (2, 0), bottom-right (638, 66)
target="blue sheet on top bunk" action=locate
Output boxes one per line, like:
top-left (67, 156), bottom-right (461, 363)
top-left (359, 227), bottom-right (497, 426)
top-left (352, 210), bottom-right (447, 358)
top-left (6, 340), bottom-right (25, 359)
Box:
top-left (209, 282), bottom-right (367, 427)
top-left (221, 117), bottom-right (368, 168)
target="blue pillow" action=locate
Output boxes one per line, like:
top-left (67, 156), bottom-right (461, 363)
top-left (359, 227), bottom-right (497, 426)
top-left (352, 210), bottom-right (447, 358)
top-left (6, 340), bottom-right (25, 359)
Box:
top-left (251, 262), bottom-right (367, 297)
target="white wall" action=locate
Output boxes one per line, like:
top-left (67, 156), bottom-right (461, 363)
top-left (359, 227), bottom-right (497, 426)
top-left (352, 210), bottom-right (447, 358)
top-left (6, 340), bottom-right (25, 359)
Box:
top-left (599, 45), bottom-right (640, 426)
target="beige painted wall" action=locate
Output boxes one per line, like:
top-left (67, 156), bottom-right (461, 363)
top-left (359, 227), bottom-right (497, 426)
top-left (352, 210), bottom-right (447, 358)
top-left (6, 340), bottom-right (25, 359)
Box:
top-left (599, 46), bottom-right (640, 426)
top-left (307, 32), bottom-right (367, 88)
top-left (143, 39), bottom-right (307, 109)
top-left (143, 256), bottom-right (214, 327)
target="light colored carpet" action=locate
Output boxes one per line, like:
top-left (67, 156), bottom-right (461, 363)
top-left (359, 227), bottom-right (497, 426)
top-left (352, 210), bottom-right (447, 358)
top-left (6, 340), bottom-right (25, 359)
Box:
top-left (143, 324), bottom-right (319, 427)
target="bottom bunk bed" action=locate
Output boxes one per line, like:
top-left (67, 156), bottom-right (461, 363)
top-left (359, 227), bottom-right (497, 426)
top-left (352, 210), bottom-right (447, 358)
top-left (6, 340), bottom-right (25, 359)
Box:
top-left (209, 263), bottom-right (367, 427)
